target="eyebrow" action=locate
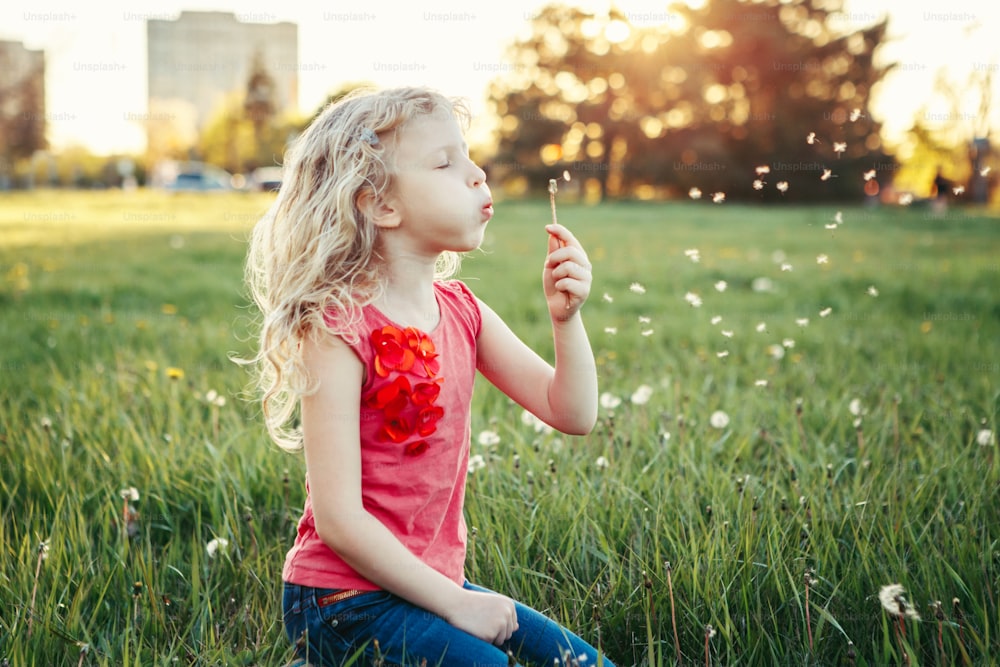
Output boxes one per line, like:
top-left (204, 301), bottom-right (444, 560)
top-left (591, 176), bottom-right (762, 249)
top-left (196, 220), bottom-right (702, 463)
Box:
top-left (428, 141), bottom-right (469, 155)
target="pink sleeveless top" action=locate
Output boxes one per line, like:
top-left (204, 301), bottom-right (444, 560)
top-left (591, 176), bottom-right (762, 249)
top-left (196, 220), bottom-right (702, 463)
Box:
top-left (282, 280), bottom-right (482, 590)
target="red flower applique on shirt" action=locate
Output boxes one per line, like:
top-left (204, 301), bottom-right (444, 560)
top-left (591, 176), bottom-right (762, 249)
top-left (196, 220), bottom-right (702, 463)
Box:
top-left (365, 324), bottom-right (444, 457)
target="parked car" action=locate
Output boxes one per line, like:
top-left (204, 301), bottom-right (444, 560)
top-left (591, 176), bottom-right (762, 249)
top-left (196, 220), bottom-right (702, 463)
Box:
top-left (151, 161), bottom-right (235, 191)
top-left (251, 166), bottom-right (283, 192)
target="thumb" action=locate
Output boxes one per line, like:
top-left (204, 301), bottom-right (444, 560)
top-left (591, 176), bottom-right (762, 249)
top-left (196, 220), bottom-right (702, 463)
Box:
top-left (547, 230), bottom-right (560, 255)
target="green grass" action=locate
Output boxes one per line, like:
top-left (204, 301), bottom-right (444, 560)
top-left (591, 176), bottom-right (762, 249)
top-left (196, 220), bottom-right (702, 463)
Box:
top-left (1, 190), bottom-right (998, 666)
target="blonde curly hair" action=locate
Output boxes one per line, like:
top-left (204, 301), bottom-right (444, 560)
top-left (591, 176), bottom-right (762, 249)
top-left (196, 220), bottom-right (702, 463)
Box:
top-left (243, 86), bottom-right (468, 451)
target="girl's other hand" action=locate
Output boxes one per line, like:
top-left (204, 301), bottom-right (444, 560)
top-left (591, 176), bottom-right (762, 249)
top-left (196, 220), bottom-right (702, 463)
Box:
top-left (446, 588), bottom-right (518, 645)
top-left (543, 223), bottom-right (591, 321)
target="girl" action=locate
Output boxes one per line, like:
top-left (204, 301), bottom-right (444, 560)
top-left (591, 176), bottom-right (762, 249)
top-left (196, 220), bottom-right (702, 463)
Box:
top-left (245, 86), bottom-right (613, 667)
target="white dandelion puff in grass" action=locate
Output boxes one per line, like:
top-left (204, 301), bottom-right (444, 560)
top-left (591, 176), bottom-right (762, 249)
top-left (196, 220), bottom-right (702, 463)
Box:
top-left (640, 328), bottom-right (655, 337)
top-left (712, 191), bottom-right (726, 204)
top-left (820, 307), bottom-right (832, 317)
top-left (206, 537), bottom-right (229, 559)
top-left (602, 292), bottom-right (614, 303)
top-left (711, 315), bottom-right (723, 325)
top-left (977, 429), bottom-right (994, 446)
top-left (709, 410), bottom-right (730, 429)
top-left (468, 454), bottom-right (486, 474)
top-left (781, 262), bottom-right (793, 272)
top-left (120, 487), bottom-right (140, 501)
top-left (716, 350), bottom-right (729, 358)
top-left (684, 248), bottom-right (701, 263)
top-left (521, 409), bottom-right (554, 433)
top-left (477, 430), bottom-right (501, 447)
top-left (849, 398), bottom-right (863, 416)
top-left (817, 254), bottom-right (829, 264)
top-left (638, 315), bottom-right (651, 324)
top-left (768, 344), bottom-right (786, 359)
top-left (600, 393), bottom-right (622, 410)
top-left (867, 285), bottom-right (879, 297)
top-left (755, 379), bottom-right (768, 387)
top-left (879, 584), bottom-right (920, 620)
top-left (604, 326), bottom-right (618, 335)
top-left (714, 280), bottom-right (727, 292)
top-left (631, 384), bottom-right (654, 405)
top-left (595, 456), bottom-right (610, 470)
top-left (684, 292), bottom-right (703, 308)
top-left (783, 338), bottom-right (796, 348)
top-left (629, 282), bottom-right (646, 294)
top-left (776, 181), bottom-right (789, 193)
top-left (796, 318), bottom-right (810, 327)
top-left (756, 322), bottom-right (767, 333)
top-left (721, 330), bottom-right (734, 338)
top-left (753, 179), bottom-right (765, 190)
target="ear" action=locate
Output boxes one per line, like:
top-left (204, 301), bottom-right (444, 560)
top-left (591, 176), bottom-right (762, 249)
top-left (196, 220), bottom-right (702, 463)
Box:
top-left (356, 186), bottom-right (402, 230)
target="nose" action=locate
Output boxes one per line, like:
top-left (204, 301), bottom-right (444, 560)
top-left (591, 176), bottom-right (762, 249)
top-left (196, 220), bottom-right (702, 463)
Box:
top-left (470, 162), bottom-right (487, 188)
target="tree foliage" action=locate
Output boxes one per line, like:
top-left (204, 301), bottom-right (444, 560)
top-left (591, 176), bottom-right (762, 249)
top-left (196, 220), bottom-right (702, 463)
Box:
top-left (488, 0), bottom-right (893, 201)
top-left (0, 53), bottom-right (47, 175)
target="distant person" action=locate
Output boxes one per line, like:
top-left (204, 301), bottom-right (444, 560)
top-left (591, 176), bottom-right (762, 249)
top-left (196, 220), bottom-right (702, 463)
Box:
top-left (931, 168), bottom-right (950, 215)
top-left (242, 87), bottom-right (613, 667)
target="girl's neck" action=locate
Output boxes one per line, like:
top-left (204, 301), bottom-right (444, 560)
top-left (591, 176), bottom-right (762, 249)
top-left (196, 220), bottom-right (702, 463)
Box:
top-left (377, 253), bottom-right (440, 331)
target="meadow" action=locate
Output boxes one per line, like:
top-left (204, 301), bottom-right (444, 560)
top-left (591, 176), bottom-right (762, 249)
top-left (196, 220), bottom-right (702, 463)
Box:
top-left (1, 190), bottom-right (998, 666)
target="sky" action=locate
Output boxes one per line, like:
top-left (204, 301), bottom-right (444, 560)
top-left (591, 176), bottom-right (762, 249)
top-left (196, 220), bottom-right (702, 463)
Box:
top-left (2, 0), bottom-right (998, 156)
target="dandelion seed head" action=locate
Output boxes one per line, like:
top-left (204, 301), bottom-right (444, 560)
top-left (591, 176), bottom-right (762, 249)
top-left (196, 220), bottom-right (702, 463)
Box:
top-left (521, 409), bottom-right (553, 433)
top-left (631, 384), bottom-right (654, 405)
top-left (879, 584), bottom-right (920, 620)
top-left (629, 282), bottom-right (646, 295)
top-left (595, 456), bottom-right (610, 469)
top-left (600, 393), bottom-right (622, 410)
top-left (468, 454), bottom-right (486, 474)
top-left (782, 338), bottom-right (796, 348)
top-left (867, 285), bottom-right (879, 297)
top-left (562, 170), bottom-right (571, 182)
top-left (756, 322), bottom-right (767, 333)
top-left (714, 280), bottom-right (727, 292)
top-left (709, 410), bottom-right (730, 429)
top-left (816, 254), bottom-right (829, 264)
top-left (206, 537), bottom-right (229, 559)
top-left (638, 315), bottom-right (651, 324)
top-left (977, 429), bottom-right (995, 446)
top-left (834, 211), bottom-right (843, 224)
top-left (768, 344), bottom-right (785, 359)
top-left (849, 398), bottom-right (863, 416)
top-left (684, 291), bottom-right (703, 308)
top-left (684, 248), bottom-right (702, 263)
top-left (120, 487), bottom-right (140, 501)
top-left (477, 430), bottom-right (501, 447)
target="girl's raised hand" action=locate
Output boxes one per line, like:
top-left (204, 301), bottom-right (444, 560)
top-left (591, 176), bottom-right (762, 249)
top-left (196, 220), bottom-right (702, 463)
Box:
top-left (543, 223), bottom-right (591, 321)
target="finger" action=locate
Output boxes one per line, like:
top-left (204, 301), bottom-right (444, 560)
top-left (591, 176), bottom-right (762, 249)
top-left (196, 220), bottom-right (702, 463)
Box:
top-left (545, 223), bottom-right (581, 249)
top-left (547, 230), bottom-right (560, 255)
top-left (545, 248), bottom-right (591, 271)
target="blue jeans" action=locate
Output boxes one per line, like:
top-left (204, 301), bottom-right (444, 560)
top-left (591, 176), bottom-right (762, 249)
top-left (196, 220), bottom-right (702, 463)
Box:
top-left (283, 581), bottom-right (616, 667)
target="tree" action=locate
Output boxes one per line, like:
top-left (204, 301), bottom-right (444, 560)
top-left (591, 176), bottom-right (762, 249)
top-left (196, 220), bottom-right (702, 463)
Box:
top-left (489, 0), bottom-right (893, 201)
top-left (0, 51), bottom-right (47, 185)
top-left (244, 51), bottom-right (277, 171)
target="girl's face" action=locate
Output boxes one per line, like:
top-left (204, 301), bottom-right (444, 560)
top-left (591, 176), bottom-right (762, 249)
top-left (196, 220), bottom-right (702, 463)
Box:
top-left (381, 109), bottom-right (493, 256)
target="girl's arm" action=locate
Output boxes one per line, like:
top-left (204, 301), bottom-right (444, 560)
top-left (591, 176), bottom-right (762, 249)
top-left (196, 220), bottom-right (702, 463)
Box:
top-left (475, 223), bottom-right (598, 434)
top-left (300, 334), bottom-right (518, 645)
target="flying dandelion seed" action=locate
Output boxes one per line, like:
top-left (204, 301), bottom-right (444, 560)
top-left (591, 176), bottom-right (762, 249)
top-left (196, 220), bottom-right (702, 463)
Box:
top-left (477, 430), bottom-right (501, 447)
top-left (641, 329), bottom-right (655, 337)
top-left (796, 318), bottom-right (810, 327)
top-left (206, 537), bottom-right (229, 559)
top-left (953, 185), bottom-right (965, 195)
top-left (716, 350), bottom-right (729, 358)
top-left (721, 330), bottom-right (734, 338)
top-left (684, 248), bottom-right (701, 263)
top-left (850, 108), bottom-right (862, 122)
top-left (867, 285), bottom-right (879, 297)
top-left (756, 322), bottom-right (767, 332)
top-left (755, 379), bottom-right (768, 387)
top-left (833, 142), bottom-right (847, 156)
top-left (684, 292), bottom-right (703, 307)
top-left (976, 429), bottom-right (994, 446)
top-left (629, 282), bottom-right (646, 294)
top-left (781, 262), bottom-right (793, 272)
top-left (981, 166), bottom-right (992, 176)
top-left (834, 211), bottom-right (843, 224)
top-left (898, 193), bottom-right (914, 205)
top-left (820, 307), bottom-right (832, 317)
top-left (820, 169), bottom-right (833, 181)
top-left (562, 170), bottom-right (571, 182)
top-left (825, 223), bottom-right (838, 230)
top-left (602, 293), bottom-right (613, 303)
top-left (776, 181), bottom-right (789, 193)
top-left (600, 393), bottom-right (622, 410)
top-left (709, 410), bottom-right (730, 429)
top-left (711, 315), bottom-right (723, 325)
top-left (689, 187), bottom-right (703, 200)
top-left (631, 384), bottom-right (654, 405)
top-left (817, 254), bottom-right (829, 264)
top-left (863, 169), bottom-right (876, 181)
top-left (638, 315), bottom-right (651, 324)
top-left (604, 326), bottom-right (618, 335)
top-left (753, 179), bottom-right (765, 190)
top-left (715, 280), bottom-right (727, 292)
top-left (879, 584), bottom-right (920, 619)
top-left (806, 132), bottom-right (818, 145)
top-left (756, 165), bottom-right (771, 175)
top-left (712, 192), bottom-right (726, 203)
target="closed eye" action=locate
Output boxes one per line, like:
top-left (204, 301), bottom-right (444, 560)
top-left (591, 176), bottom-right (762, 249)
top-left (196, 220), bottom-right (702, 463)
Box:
top-left (436, 160), bottom-right (452, 169)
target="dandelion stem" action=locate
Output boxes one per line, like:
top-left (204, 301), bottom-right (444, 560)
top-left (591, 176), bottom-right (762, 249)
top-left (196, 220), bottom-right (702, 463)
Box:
top-left (666, 562), bottom-right (682, 666)
top-left (27, 543), bottom-right (46, 639)
top-left (804, 574), bottom-right (813, 652)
